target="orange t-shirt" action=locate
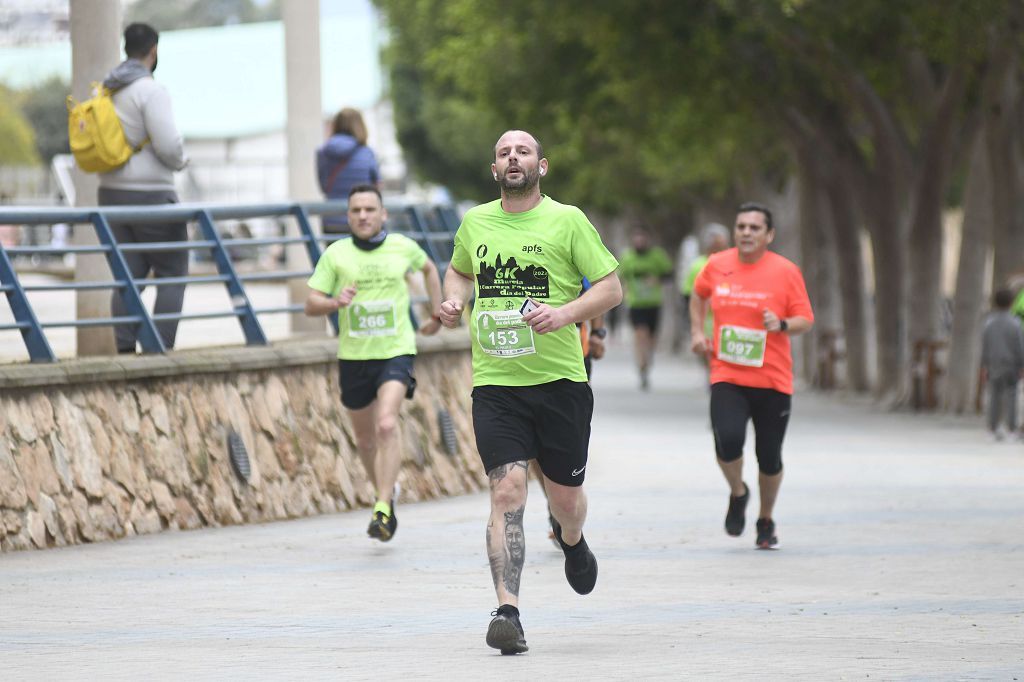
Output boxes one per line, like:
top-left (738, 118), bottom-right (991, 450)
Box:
top-left (693, 248), bottom-right (813, 394)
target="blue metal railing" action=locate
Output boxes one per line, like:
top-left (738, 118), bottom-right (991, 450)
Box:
top-left (0, 200), bottom-right (458, 363)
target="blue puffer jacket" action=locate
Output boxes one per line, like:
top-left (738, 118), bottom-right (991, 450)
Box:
top-left (316, 134), bottom-right (380, 228)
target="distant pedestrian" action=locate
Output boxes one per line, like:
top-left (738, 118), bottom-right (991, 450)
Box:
top-left (980, 289), bottom-right (1024, 441)
top-left (99, 23), bottom-right (189, 354)
top-left (317, 108), bottom-right (380, 234)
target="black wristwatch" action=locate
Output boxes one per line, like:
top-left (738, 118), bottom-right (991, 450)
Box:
top-left (590, 327), bottom-right (608, 339)
top-left (778, 319), bottom-right (789, 333)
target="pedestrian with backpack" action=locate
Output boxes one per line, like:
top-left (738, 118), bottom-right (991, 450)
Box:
top-left (95, 22), bottom-right (188, 353)
top-left (316, 108), bottom-right (380, 235)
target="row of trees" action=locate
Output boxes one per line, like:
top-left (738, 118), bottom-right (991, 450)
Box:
top-left (374, 0), bottom-right (1024, 409)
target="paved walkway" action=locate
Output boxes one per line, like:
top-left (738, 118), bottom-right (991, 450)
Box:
top-left (2, 345), bottom-right (1022, 680)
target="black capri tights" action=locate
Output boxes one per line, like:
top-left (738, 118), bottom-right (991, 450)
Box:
top-left (710, 382), bottom-right (791, 475)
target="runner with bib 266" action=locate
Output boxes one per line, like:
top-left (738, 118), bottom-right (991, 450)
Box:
top-left (439, 130), bottom-right (621, 655)
top-left (689, 202), bottom-right (813, 550)
top-left (305, 184), bottom-right (442, 544)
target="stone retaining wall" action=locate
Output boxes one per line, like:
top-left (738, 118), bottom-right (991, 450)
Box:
top-left (0, 334), bottom-right (484, 552)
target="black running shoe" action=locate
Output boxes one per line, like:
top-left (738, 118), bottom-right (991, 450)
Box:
top-left (486, 605), bottom-right (528, 655)
top-left (550, 517), bottom-right (598, 595)
top-left (755, 517), bottom-right (778, 550)
top-left (367, 504), bottom-right (397, 542)
top-left (725, 483), bottom-right (749, 537)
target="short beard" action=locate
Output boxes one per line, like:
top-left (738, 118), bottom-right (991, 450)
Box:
top-left (499, 167), bottom-right (540, 196)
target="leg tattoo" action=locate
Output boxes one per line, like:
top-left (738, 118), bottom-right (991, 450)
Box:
top-left (486, 461), bottom-right (528, 598)
top-left (488, 461), bottom-right (528, 485)
top-left (502, 506), bottom-right (525, 594)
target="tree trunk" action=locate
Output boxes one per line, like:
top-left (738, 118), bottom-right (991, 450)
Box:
top-left (862, 175), bottom-right (908, 402)
top-left (944, 136), bottom-right (993, 413)
top-left (825, 163), bottom-right (872, 392)
top-left (795, 154), bottom-right (837, 387)
top-left (987, 64), bottom-right (1023, 288)
top-left (907, 69), bottom-right (967, 348)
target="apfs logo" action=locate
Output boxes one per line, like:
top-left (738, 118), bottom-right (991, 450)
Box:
top-left (522, 244), bottom-right (543, 254)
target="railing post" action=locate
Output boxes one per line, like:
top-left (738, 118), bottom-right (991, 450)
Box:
top-left (0, 245), bottom-right (57, 362)
top-left (91, 212), bottom-right (167, 354)
top-left (194, 210), bottom-right (268, 346)
top-left (291, 204), bottom-right (337, 334)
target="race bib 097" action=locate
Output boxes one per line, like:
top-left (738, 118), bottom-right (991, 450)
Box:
top-left (717, 324), bottom-right (767, 367)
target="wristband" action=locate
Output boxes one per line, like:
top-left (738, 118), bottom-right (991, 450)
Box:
top-left (778, 319), bottom-right (788, 333)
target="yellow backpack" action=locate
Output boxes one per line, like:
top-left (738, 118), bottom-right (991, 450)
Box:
top-left (66, 82), bottom-right (147, 173)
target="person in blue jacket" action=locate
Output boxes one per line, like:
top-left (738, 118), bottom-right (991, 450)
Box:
top-left (317, 107), bottom-right (380, 234)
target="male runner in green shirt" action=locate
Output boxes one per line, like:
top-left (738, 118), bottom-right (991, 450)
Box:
top-left (305, 184), bottom-right (442, 542)
top-left (439, 130), bottom-right (621, 655)
top-left (618, 229), bottom-right (673, 390)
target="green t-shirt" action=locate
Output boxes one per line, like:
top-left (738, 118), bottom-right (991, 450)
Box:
top-left (619, 246), bottom-right (673, 308)
top-left (307, 234), bottom-right (428, 360)
top-left (683, 254), bottom-right (713, 336)
top-left (1014, 289), bottom-right (1024, 326)
top-left (682, 255), bottom-right (708, 296)
top-left (451, 196), bottom-right (619, 387)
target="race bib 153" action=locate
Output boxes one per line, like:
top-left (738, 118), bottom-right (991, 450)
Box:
top-left (476, 310), bottom-right (536, 357)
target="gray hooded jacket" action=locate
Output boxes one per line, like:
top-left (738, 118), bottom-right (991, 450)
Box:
top-left (99, 59), bottom-right (187, 191)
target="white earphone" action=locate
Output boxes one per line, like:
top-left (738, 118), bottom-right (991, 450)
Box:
top-left (539, 168), bottom-right (546, 176)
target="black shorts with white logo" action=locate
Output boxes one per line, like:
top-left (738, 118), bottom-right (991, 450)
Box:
top-left (338, 355), bottom-right (416, 410)
top-left (471, 379), bottom-right (594, 487)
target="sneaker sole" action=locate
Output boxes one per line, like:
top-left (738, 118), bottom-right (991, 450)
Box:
top-left (486, 619), bottom-right (528, 655)
top-left (755, 540), bottom-right (779, 550)
top-left (367, 521), bottom-right (395, 542)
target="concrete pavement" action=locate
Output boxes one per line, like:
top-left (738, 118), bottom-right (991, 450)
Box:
top-left (1, 345), bottom-right (1022, 680)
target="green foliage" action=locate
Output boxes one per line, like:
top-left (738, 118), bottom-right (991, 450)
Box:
top-left (375, 0), bottom-right (1002, 217)
top-left (125, 0), bottom-right (280, 30)
top-left (0, 87), bottom-right (41, 165)
top-left (16, 77), bottom-right (70, 163)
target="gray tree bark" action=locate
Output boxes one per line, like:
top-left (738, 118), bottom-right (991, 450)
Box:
top-left (944, 136), bottom-right (992, 413)
top-left (987, 63), bottom-right (1023, 289)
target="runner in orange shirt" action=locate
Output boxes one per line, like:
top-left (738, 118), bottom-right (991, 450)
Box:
top-left (689, 202), bottom-right (813, 549)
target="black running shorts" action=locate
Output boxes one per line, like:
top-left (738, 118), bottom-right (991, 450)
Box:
top-left (628, 306), bottom-right (661, 333)
top-left (709, 382), bottom-right (791, 475)
top-left (471, 379), bottom-right (594, 487)
top-left (338, 355), bottom-right (416, 410)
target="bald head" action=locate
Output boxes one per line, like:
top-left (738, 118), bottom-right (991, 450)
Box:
top-left (494, 130), bottom-right (543, 161)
